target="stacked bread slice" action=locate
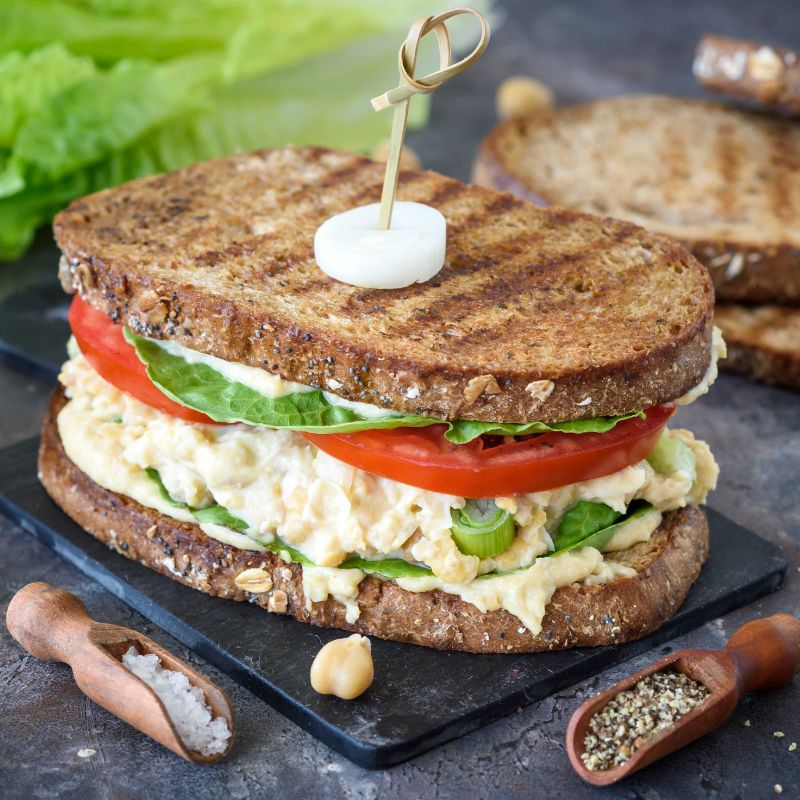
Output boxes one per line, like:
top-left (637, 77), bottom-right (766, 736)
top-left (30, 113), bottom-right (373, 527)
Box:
top-left (474, 94), bottom-right (800, 390)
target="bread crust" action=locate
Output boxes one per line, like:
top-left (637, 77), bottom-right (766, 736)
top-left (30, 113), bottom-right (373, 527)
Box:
top-left (39, 389), bottom-right (710, 653)
top-left (54, 146), bottom-right (713, 425)
top-left (694, 35), bottom-right (800, 117)
top-left (474, 97), bottom-right (800, 305)
top-left (715, 304), bottom-right (800, 391)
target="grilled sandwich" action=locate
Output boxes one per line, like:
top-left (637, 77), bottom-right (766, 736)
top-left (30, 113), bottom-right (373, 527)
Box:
top-left (474, 95), bottom-right (800, 390)
top-left (44, 146), bottom-right (721, 653)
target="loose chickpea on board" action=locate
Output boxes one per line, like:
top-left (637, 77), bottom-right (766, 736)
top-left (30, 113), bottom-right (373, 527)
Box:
top-left (495, 76), bottom-right (553, 120)
top-left (310, 635), bottom-right (374, 700)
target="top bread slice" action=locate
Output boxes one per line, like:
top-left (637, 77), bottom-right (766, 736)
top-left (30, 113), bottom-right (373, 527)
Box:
top-left (54, 146), bottom-right (713, 425)
top-left (694, 35), bottom-right (800, 117)
top-left (473, 96), bottom-right (800, 305)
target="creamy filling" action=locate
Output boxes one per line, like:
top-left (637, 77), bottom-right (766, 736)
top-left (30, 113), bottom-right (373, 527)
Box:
top-left (57, 347), bottom-right (718, 634)
top-left (675, 326), bottom-right (726, 406)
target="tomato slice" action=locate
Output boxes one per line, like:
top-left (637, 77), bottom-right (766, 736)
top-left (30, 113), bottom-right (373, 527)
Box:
top-left (302, 405), bottom-right (674, 498)
top-left (68, 295), bottom-right (219, 424)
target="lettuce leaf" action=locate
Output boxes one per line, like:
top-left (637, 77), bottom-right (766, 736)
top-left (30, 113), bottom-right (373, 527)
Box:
top-left (125, 328), bottom-right (441, 433)
top-left (0, 43), bottom-right (95, 148)
top-left (446, 412), bottom-right (645, 445)
top-left (549, 500), bottom-right (655, 556)
top-left (0, 56), bottom-right (213, 194)
top-left (338, 556), bottom-right (432, 578)
top-left (144, 466), bottom-right (248, 531)
top-left (125, 328), bottom-right (644, 443)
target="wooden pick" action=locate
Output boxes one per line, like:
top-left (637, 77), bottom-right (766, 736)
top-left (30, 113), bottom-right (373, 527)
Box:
top-left (371, 7), bottom-right (490, 230)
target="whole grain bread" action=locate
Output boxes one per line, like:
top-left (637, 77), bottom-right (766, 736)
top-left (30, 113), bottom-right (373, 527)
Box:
top-left (715, 304), bottom-right (800, 391)
top-left (473, 96), bottom-right (800, 305)
top-left (54, 145), bottom-right (713, 425)
top-left (694, 35), bottom-right (800, 117)
top-left (39, 388), bottom-right (709, 654)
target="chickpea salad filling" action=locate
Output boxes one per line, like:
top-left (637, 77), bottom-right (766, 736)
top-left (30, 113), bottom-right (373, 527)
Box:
top-left (57, 338), bottom-right (719, 635)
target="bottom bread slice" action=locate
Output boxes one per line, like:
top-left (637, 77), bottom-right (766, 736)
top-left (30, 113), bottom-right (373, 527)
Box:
top-left (715, 304), bottom-right (800, 392)
top-left (39, 389), bottom-right (709, 654)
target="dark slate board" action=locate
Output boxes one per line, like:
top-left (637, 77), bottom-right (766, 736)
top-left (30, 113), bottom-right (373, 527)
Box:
top-left (0, 282), bottom-right (67, 383)
top-left (0, 437), bottom-right (788, 768)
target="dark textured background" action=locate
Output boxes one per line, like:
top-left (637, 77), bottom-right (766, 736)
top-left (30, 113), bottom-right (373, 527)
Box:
top-left (1, 1), bottom-right (799, 797)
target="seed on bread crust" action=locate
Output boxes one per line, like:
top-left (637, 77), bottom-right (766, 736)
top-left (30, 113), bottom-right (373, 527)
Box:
top-left (268, 590), bottom-right (288, 614)
top-left (526, 379), bottom-right (555, 402)
top-left (234, 567), bottom-right (273, 594)
top-left (464, 374), bottom-right (501, 404)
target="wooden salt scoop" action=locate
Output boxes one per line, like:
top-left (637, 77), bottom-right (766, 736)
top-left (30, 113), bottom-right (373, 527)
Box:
top-left (6, 582), bottom-right (235, 763)
top-left (567, 613), bottom-right (800, 786)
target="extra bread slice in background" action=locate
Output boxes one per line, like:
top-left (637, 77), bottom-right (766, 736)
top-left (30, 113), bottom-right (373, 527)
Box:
top-left (473, 96), bottom-right (800, 305)
top-left (714, 305), bottom-right (800, 391)
top-left (39, 389), bottom-right (709, 654)
top-left (54, 146), bottom-right (713, 426)
top-left (694, 34), bottom-right (800, 117)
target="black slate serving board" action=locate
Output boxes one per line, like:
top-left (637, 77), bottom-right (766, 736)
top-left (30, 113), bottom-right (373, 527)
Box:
top-left (0, 437), bottom-right (788, 768)
top-left (0, 281), bottom-right (67, 383)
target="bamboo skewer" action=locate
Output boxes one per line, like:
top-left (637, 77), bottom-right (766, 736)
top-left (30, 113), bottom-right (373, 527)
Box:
top-left (371, 8), bottom-right (490, 230)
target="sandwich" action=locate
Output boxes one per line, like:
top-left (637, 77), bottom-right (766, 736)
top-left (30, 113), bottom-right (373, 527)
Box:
top-left (43, 146), bottom-right (720, 653)
top-left (473, 95), bottom-right (800, 391)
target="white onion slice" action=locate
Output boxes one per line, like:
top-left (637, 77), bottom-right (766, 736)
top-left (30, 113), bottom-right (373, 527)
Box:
top-left (314, 202), bottom-right (446, 289)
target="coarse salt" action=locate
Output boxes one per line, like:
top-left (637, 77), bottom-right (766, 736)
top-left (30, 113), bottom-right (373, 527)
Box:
top-left (122, 647), bottom-right (231, 756)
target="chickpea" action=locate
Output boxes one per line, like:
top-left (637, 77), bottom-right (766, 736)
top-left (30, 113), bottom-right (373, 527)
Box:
top-left (495, 76), bottom-right (554, 120)
top-left (371, 139), bottom-right (422, 171)
top-left (310, 634), bottom-right (374, 700)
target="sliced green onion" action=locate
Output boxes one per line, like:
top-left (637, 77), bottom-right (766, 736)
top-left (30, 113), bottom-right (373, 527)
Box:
top-left (450, 499), bottom-right (516, 559)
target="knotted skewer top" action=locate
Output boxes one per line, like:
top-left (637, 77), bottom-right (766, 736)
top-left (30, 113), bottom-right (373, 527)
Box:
top-left (371, 8), bottom-right (490, 229)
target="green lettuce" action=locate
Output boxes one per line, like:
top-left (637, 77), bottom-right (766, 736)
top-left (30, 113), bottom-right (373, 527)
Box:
top-left (144, 466), bottom-right (248, 531)
top-left (446, 412), bottom-right (644, 445)
top-left (550, 499), bottom-right (655, 556)
top-left (124, 329), bottom-right (642, 444)
top-left (338, 556), bottom-right (432, 579)
top-left (0, 43), bottom-right (95, 149)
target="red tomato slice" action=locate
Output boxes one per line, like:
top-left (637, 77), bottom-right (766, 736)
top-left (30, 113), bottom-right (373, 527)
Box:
top-left (68, 295), bottom-right (219, 424)
top-left (302, 405), bottom-right (674, 498)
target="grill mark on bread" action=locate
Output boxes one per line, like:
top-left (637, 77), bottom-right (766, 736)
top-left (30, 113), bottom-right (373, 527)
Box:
top-left (424, 180), bottom-right (468, 209)
top-left (715, 122), bottom-right (741, 214)
top-left (768, 126), bottom-right (797, 223)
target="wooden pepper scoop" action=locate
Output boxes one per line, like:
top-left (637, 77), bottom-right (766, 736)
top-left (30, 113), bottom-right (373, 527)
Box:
top-left (6, 582), bottom-right (235, 763)
top-left (567, 613), bottom-right (800, 786)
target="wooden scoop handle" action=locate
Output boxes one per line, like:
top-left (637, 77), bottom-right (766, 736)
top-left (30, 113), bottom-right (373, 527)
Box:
top-left (6, 581), bottom-right (94, 663)
top-left (724, 613), bottom-right (800, 695)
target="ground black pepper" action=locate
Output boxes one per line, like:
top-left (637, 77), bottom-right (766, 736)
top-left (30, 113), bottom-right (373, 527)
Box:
top-left (582, 669), bottom-right (709, 770)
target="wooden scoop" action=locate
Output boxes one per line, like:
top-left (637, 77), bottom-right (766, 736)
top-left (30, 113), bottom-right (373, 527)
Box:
top-left (6, 582), bottom-right (235, 763)
top-left (567, 613), bottom-right (800, 786)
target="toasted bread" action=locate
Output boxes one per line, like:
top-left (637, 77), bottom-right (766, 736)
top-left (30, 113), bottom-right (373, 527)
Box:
top-left (715, 304), bottom-right (800, 390)
top-left (54, 146), bottom-right (713, 425)
top-left (694, 35), bottom-right (800, 117)
top-left (39, 388), bottom-right (710, 654)
top-left (473, 96), bottom-right (800, 305)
